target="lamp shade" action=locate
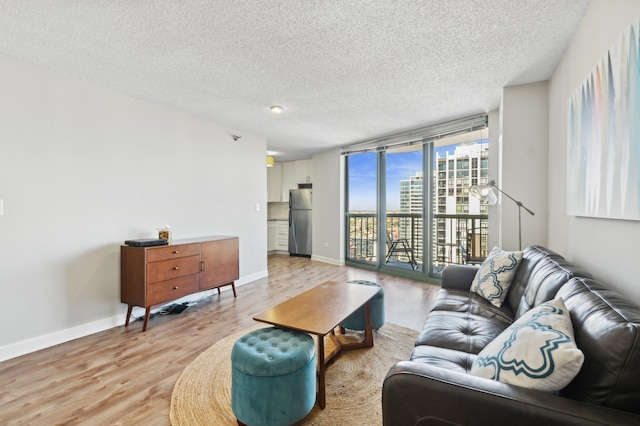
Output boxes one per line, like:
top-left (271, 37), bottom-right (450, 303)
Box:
top-left (266, 155), bottom-right (275, 167)
top-left (469, 184), bottom-right (498, 205)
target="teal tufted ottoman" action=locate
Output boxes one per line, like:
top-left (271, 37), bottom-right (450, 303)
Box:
top-left (340, 280), bottom-right (385, 331)
top-left (231, 327), bottom-right (316, 426)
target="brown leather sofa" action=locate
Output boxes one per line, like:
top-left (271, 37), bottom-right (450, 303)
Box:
top-left (382, 245), bottom-right (640, 425)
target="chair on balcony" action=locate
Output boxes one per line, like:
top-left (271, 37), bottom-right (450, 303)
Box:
top-left (385, 231), bottom-right (417, 270)
top-left (459, 242), bottom-right (469, 263)
top-left (466, 229), bottom-right (485, 265)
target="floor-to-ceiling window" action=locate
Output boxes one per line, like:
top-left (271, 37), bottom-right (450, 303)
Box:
top-left (384, 146), bottom-right (423, 272)
top-left (345, 114), bottom-right (489, 281)
top-left (346, 152), bottom-right (378, 265)
top-left (432, 136), bottom-right (490, 273)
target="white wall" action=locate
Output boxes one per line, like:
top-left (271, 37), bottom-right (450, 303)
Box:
top-left (311, 148), bottom-right (344, 265)
top-left (500, 82), bottom-right (549, 251)
top-left (487, 109), bottom-right (501, 250)
top-left (0, 53), bottom-right (268, 359)
top-left (548, 0), bottom-right (640, 302)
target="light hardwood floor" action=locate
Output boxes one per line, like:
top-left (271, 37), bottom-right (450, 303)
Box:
top-left (0, 254), bottom-right (440, 425)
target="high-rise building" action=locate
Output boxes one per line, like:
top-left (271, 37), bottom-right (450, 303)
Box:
top-left (399, 171), bottom-right (424, 260)
top-left (395, 142), bottom-right (488, 270)
top-left (433, 142), bottom-right (489, 267)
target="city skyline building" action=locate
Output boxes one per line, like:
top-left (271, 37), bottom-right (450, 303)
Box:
top-left (434, 142), bottom-right (489, 266)
top-left (398, 171), bottom-right (424, 263)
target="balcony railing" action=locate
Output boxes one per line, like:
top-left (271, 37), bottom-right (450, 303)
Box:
top-left (347, 212), bottom-right (488, 274)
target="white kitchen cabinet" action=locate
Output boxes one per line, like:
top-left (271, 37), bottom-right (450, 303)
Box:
top-left (267, 221), bottom-right (276, 251)
top-left (281, 161), bottom-right (297, 200)
top-left (267, 162), bottom-right (283, 202)
top-left (267, 160), bottom-right (313, 202)
top-left (295, 159), bottom-right (312, 184)
top-left (268, 220), bottom-right (288, 253)
top-left (275, 221), bottom-right (289, 251)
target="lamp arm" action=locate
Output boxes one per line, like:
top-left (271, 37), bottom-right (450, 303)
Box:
top-left (491, 185), bottom-right (535, 216)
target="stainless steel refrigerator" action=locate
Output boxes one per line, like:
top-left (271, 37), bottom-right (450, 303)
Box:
top-left (289, 188), bottom-right (312, 257)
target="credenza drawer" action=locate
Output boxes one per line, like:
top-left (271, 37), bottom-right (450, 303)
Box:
top-left (146, 243), bottom-right (200, 262)
top-left (147, 275), bottom-right (200, 305)
top-left (146, 255), bottom-right (201, 284)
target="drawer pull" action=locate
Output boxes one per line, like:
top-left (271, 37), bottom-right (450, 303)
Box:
top-left (173, 286), bottom-right (179, 290)
top-left (173, 266), bottom-right (179, 270)
top-left (173, 250), bottom-right (179, 254)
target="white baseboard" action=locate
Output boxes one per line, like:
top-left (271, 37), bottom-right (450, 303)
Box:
top-left (311, 254), bottom-right (345, 266)
top-left (0, 270), bottom-right (269, 363)
top-left (0, 314), bottom-right (123, 363)
top-left (237, 269), bottom-right (268, 285)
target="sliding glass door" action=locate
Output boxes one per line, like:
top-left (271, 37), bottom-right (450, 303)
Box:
top-left (345, 146), bottom-right (425, 276)
top-left (384, 146), bottom-right (423, 272)
top-left (346, 152), bottom-right (378, 266)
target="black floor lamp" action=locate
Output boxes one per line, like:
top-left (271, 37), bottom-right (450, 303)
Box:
top-left (469, 180), bottom-right (535, 251)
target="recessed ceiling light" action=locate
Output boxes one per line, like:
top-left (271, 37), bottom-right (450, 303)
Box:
top-left (270, 105), bottom-right (284, 114)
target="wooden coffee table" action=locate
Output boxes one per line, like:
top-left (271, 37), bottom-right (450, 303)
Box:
top-left (252, 280), bottom-right (380, 409)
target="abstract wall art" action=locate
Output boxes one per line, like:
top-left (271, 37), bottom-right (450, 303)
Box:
top-left (567, 18), bottom-right (640, 220)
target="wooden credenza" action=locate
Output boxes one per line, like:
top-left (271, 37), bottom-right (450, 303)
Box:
top-left (120, 235), bottom-right (239, 331)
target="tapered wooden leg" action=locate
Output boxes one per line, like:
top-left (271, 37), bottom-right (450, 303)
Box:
top-left (125, 305), bottom-right (133, 327)
top-left (317, 334), bottom-right (326, 409)
top-left (363, 303), bottom-right (373, 347)
top-left (142, 307), bottom-right (151, 332)
top-left (216, 282), bottom-right (237, 297)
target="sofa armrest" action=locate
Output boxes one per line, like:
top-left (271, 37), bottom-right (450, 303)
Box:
top-left (440, 264), bottom-right (479, 291)
top-left (382, 361), bottom-right (640, 426)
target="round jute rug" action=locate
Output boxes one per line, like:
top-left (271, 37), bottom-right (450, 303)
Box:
top-left (169, 322), bottom-right (418, 425)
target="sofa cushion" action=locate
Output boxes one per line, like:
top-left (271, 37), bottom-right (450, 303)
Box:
top-left (470, 247), bottom-right (523, 307)
top-left (512, 257), bottom-right (592, 319)
top-left (416, 289), bottom-right (514, 356)
top-left (430, 288), bottom-right (514, 323)
top-left (506, 245), bottom-right (564, 312)
top-left (557, 278), bottom-right (640, 414)
top-left (471, 298), bottom-right (584, 392)
top-left (410, 345), bottom-right (476, 374)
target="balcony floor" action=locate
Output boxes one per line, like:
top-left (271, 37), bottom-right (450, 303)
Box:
top-left (384, 260), bottom-right (423, 272)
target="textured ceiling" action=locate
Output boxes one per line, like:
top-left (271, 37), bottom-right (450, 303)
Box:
top-left (0, 1), bottom-right (593, 161)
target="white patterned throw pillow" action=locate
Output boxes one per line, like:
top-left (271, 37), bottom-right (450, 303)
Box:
top-left (470, 297), bottom-right (584, 392)
top-left (470, 246), bottom-right (523, 307)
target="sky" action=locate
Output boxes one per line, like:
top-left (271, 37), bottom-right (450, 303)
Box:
top-left (348, 145), bottom-right (461, 211)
